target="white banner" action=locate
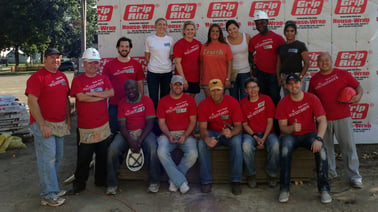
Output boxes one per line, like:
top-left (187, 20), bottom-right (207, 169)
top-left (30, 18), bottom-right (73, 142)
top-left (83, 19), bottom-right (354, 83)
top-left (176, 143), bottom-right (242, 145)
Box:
top-left (97, 0), bottom-right (378, 144)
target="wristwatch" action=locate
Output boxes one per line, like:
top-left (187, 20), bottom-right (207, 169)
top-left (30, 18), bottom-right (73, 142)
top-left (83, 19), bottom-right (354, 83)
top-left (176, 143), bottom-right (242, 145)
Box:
top-left (225, 78), bottom-right (230, 81)
top-left (315, 136), bottom-right (324, 142)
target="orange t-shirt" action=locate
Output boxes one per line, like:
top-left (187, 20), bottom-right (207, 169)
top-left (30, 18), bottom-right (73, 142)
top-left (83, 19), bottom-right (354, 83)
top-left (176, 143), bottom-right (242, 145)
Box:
top-left (200, 41), bottom-right (233, 85)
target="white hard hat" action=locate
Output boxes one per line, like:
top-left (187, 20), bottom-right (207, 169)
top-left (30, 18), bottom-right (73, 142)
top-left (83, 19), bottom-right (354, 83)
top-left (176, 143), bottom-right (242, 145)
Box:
top-left (82, 48), bottom-right (101, 61)
top-left (125, 149), bottom-right (144, 172)
top-left (254, 10), bottom-right (269, 21)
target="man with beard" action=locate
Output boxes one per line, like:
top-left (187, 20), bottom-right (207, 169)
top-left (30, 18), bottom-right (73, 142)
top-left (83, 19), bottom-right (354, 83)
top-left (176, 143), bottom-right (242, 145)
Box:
top-left (103, 37), bottom-right (145, 133)
top-left (276, 74), bottom-right (331, 204)
top-left (249, 11), bottom-right (285, 105)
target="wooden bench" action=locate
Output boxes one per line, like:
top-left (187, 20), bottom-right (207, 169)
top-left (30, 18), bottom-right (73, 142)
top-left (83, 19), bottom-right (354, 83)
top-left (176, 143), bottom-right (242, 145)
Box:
top-left (119, 146), bottom-right (316, 184)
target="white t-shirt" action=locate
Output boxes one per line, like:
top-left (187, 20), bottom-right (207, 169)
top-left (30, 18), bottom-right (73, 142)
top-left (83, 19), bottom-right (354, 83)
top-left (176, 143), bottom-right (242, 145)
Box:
top-left (226, 33), bottom-right (250, 74)
top-left (145, 34), bottom-right (174, 73)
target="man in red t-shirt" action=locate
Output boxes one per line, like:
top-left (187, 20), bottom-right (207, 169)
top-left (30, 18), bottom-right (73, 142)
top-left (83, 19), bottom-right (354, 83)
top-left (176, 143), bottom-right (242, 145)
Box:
top-left (68, 48), bottom-right (114, 195)
top-left (309, 52), bottom-right (363, 188)
top-left (106, 79), bottom-right (160, 195)
top-left (240, 77), bottom-right (279, 188)
top-left (157, 75), bottom-right (198, 194)
top-left (197, 79), bottom-right (243, 195)
top-left (276, 73), bottom-right (331, 204)
top-left (102, 37), bottom-right (145, 133)
top-left (249, 11), bottom-right (285, 105)
top-left (25, 48), bottom-right (70, 207)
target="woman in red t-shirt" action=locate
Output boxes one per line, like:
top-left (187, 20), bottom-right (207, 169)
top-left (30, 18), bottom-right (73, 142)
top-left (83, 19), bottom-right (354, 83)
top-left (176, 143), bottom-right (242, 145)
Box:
top-left (173, 21), bottom-right (202, 97)
top-left (200, 24), bottom-right (233, 97)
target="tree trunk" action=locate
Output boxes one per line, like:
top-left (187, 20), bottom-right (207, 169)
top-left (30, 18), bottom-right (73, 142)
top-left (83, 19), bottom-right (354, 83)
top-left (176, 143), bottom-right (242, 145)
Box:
top-left (40, 50), bottom-right (44, 64)
top-left (15, 46), bottom-right (19, 67)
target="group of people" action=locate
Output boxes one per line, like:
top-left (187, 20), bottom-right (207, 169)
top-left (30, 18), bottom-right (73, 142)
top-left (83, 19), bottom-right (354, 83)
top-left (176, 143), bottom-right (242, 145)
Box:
top-left (26, 11), bottom-right (363, 207)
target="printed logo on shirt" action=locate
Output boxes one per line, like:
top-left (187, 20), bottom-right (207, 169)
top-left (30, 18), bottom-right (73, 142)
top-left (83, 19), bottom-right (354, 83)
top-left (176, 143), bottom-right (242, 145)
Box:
top-left (258, 101), bottom-right (265, 108)
top-left (202, 49), bottom-right (224, 55)
top-left (249, 1), bottom-right (281, 18)
top-left (313, 74), bottom-right (339, 90)
top-left (264, 45), bottom-right (273, 49)
top-left (98, 6), bottom-right (113, 22)
top-left (124, 4), bottom-right (155, 21)
top-left (176, 108), bottom-right (187, 113)
top-left (49, 77), bottom-right (66, 87)
top-left (335, 0), bottom-right (367, 14)
top-left (209, 107), bottom-right (230, 120)
top-left (291, 0), bottom-right (323, 16)
top-left (90, 87), bottom-right (103, 92)
top-left (288, 102), bottom-right (310, 118)
top-left (221, 115), bottom-right (230, 119)
top-left (123, 105), bottom-right (145, 117)
top-left (288, 48), bottom-right (299, 53)
top-left (207, 2), bottom-right (238, 18)
top-left (126, 68), bottom-right (135, 73)
top-left (166, 101), bottom-right (189, 114)
top-left (166, 3), bottom-right (196, 20)
top-left (335, 51), bottom-right (368, 67)
top-left (83, 79), bottom-right (105, 92)
top-left (164, 42), bottom-right (171, 47)
top-left (114, 67), bottom-right (135, 76)
top-left (184, 44), bottom-right (200, 55)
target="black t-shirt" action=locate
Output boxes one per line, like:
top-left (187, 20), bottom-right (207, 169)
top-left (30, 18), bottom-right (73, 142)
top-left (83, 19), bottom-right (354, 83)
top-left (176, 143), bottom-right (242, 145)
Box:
top-left (277, 40), bottom-right (307, 74)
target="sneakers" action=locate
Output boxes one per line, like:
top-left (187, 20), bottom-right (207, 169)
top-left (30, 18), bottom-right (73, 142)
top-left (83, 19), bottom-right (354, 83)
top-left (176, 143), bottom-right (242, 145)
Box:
top-left (41, 196), bottom-right (66, 207)
top-left (278, 191), bottom-right (290, 203)
top-left (231, 182), bottom-right (242, 195)
top-left (179, 181), bottom-right (190, 194)
top-left (201, 184), bottom-right (212, 193)
top-left (67, 187), bottom-right (85, 195)
top-left (148, 183), bottom-right (160, 193)
top-left (351, 180), bottom-right (363, 189)
top-left (168, 180), bottom-right (178, 192)
top-left (247, 175), bottom-right (257, 188)
top-left (56, 190), bottom-right (67, 197)
top-left (106, 186), bottom-right (118, 195)
top-left (320, 191), bottom-right (332, 204)
top-left (268, 176), bottom-right (277, 188)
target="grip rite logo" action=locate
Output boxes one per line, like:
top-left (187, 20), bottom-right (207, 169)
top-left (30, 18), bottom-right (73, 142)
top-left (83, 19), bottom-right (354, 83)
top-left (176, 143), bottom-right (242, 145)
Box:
top-left (98, 6), bottom-right (113, 22)
top-left (249, 1), bottom-right (281, 17)
top-left (166, 3), bottom-right (196, 20)
top-left (335, 0), bottom-right (367, 14)
top-left (207, 2), bottom-right (238, 18)
top-left (124, 4), bottom-right (154, 21)
top-left (291, 0), bottom-right (323, 16)
top-left (335, 51), bottom-right (368, 67)
top-left (350, 103), bottom-right (369, 120)
top-left (308, 52), bottom-right (322, 68)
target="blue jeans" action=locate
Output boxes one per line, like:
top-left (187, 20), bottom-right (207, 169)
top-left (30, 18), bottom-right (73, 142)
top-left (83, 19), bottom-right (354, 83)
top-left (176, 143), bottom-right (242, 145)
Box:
top-left (147, 71), bottom-right (172, 110)
top-left (107, 132), bottom-right (161, 187)
top-left (198, 130), bottom-right (243, 184)
top-left (30, 122), bottom-right (64, 198)
top-left (108, 104), bottom-right (119, 134)
top-left (256, 69), bottom-right (281, 105)
top-left (280, 132), bottom-right (330, 192)
top-left (157, 135), bottom-right (198, 187)
top-left (242, 133), bottom-right (279, 177)
top-left (230, 72), bottom-right (250, 101)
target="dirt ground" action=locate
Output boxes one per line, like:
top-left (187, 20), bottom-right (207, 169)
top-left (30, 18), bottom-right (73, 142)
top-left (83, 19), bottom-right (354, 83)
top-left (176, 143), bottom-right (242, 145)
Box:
top-left (0, 73), bottom-right (378, 212)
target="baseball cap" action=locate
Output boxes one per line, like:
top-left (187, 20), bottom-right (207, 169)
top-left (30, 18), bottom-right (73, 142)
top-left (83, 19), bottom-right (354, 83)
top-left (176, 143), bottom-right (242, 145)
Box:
top-left (209, 79), bottom-right (224, 91)
top-left (286, 73), bottom-right (301, 84)
top-left (44, 48), bottom-right (61, 57)
top-left (171, 75), bottom-right (184, 84)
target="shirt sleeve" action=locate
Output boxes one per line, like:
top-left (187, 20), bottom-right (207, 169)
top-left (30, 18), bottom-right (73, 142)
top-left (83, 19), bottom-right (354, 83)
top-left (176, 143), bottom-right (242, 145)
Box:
top-left (310, 94), bottom-right (326, 118)
top-left (230, 98), bottom-right (243, 123)
top-left (188, 96), bottom-right (197, 116)
top-left (144, 96), bottom-right (156, 119)
top-left (117, 101), bottom-right (126, 120)
top-left (173, 40), bottom-right (183, 59)
top-left (70, 77), bottom-right (82, 97)
top-left (197, 101), bottom-right (208, 123)
top-left (135, 60), bottom-right (146, 81)
top-left (144, 36), bottom-right (151, 53)
top-left (275, 100), bottom-right (287, 120)
top-left (103, 75), bottom-right (113, 90)
top-left (25, 74), bottom-right (41, 97)
top-left (156, 99), bottom-right (165, 119)
top-left (265, 96), bottom-right (275, 118)
top-left (225, 44), bottom-right (233, 61)
top-left (248, 38), bottom-right (255, 53)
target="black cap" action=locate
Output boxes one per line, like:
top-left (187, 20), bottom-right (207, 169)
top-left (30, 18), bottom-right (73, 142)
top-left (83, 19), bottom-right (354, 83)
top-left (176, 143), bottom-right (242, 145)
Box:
top-left (284, 20), bottom-right (297, 33)
top-left (44, 48), bottom-right (61, 57)
top-left (286, 73), bottom-right (300, 83)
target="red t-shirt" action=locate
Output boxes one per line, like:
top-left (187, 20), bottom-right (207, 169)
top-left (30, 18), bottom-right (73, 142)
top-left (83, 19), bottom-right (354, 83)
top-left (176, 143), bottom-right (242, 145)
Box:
top-left (249, 31), bottom-right (285, 74)
top-left (157, 93), bottom-right (197, 131)
top-left (102, 58), bottom-right (145, 105)
top-left (25, 68), bottom-right (70, 124)
top-left (275, 92), bottom-right (326, 135)
top-left (70, 74), bottom-right (113, 128)
top-left (198, 95), bottom-right (243, 132)
top-left (240, 94), bottom-right (275, 133)
top-left (308, 68), bottom-right (359, 121)
top-left (173, 38), bottom-right (201, 83)
top-left (117, 94), bottom-right (155, 131)
top-left (200, 41), bottom-right (233, 85)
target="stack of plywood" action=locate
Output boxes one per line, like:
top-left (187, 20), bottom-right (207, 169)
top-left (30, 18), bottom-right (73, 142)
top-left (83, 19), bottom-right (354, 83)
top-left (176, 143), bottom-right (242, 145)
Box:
top-left (0, 95), bottom-right (31, 138)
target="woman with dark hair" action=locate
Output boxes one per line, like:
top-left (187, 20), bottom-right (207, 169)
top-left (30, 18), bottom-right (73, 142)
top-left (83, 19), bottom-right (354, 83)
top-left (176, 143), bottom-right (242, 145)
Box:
top-left (240, 77), bottom-right (279, 188)
top-left (173, 21), bottom-right (202, 97)
top-left (225, 20), bottom-right (251, 101)
top-left (200, 24), bottom-right (233, 97)
top-left (276, 20), bottom-right (309, 94)
top-left (145, 18), bottom-right (174, 109)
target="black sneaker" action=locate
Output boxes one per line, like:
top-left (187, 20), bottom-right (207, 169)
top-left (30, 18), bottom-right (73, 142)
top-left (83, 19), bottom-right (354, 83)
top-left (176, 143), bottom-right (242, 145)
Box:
top-left (231, 182), bottom-right (242, 195)
top-left (67, 187), bottom-right (85, 195)
top-left (201, 184), bottom-right (212, 193)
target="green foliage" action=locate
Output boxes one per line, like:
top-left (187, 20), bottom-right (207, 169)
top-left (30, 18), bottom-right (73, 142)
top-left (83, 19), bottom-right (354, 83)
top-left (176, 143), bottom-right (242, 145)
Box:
top-left (0, 0), bottom-right (98, 62)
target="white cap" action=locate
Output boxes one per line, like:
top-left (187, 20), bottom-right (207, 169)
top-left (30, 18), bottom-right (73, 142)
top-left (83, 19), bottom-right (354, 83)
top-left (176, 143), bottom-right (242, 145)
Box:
top-left (254, 10), bottom-right (269, 21)
top-left (82, 48), bottom-right (101, 61)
